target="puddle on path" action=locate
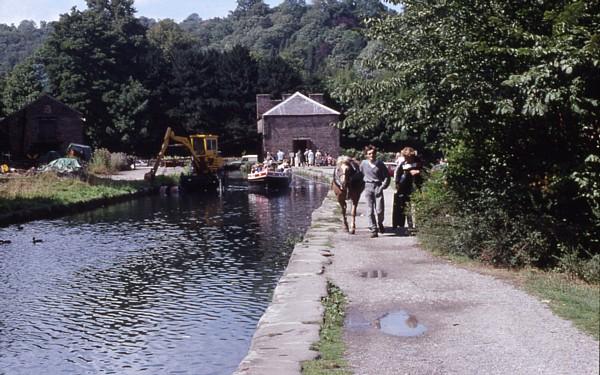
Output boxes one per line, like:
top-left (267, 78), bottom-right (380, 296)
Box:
top-left (376, 311), bottom-right (427, 337)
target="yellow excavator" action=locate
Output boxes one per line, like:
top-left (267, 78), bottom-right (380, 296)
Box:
top-left (145, 127), bottom-right (224, 190)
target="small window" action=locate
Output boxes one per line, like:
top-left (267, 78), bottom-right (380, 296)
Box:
top-left (208, 139), bottom-right (218, 151)
top-left (193, 140), bottom-right (204, 155)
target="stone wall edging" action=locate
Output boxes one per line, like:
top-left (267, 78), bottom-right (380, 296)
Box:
top-left (233, 169), bottom-right (338, 375)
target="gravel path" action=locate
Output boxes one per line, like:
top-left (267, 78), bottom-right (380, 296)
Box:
top-left (327, 188), bottom-right (599, 375)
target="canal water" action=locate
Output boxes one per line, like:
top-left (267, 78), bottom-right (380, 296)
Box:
top-left (0, 177), bottom-right (329, 375)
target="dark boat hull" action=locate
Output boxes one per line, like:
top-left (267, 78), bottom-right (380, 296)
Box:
top-left (247, 171), bottom-right (292, 191)
top-left (180, 173), bottom-right (219, 192)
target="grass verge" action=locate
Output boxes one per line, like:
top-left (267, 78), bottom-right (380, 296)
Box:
top-left (523, 271), bottom-right (599, 340)
top-left (302, 282), bottom-right (351, 375)
top-left (0, 172), bottom-right (175, 214)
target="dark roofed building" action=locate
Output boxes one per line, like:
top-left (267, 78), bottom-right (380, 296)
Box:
top-left (0, 94), bottom-right (84, 162)
top-left (257, 92), bottom-right (340, 160)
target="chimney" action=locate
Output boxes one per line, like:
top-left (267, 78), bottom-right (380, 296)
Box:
top-left (309, 93), bottom-right (325, 104)
top-left (256, 94), bottom-right (275, 119)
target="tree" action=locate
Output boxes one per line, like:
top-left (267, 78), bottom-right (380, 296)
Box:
top-left (42, 0), bottom-right (155, 150)
top-left (333, 0), bottom-right (600, 264)
top-left (1, 54), bottom-right (47, 114)
top-left (257, 55), bottom-right (303, 97)
top-left (147, 19), bottom-right (195, 61)
top-left (0, 21), bottom-right (52, 76)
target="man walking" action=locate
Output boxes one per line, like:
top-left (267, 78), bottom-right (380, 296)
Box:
top-left (360, 145), bottom-right (390, 238)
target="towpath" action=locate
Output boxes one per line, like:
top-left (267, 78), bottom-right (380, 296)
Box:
top-left (236, 167), bottom-right (598, 375)
top-left (327, 185), bottom-right (598, 374)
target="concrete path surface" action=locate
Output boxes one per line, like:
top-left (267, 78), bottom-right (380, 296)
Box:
top-left (327, 187), bottom-right (599, 375)
top-left (231, 167), bottom-right (597, 374)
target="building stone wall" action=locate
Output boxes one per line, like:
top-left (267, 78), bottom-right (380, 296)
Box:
top-left (262, 114), bottom-right (340, 157)
top-left (256, 94), bottom-right (279, 119)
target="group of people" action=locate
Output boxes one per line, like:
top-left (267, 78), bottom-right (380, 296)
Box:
top-left (360, 145), bottom-right (422, 238)
top-left (265, 149), bottom-right (336, 168)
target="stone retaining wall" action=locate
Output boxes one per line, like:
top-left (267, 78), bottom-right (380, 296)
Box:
top-left (233, 168), bottom-right (338, 375)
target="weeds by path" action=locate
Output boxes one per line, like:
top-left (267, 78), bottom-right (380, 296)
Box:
top-left (302, 283), bottom-right (351, 375)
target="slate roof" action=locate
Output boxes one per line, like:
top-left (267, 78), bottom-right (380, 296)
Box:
top-left (262, 92), bottom-right (340, 116)
top-left (0, 94), bottom-right (83, 126)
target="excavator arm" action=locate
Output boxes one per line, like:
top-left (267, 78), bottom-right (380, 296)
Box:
top-left (144, 127), bottom-right (208, 181)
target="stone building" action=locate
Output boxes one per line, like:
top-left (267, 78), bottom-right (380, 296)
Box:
top-left (256, 92), bottom-right (340, 160)
top-left (0, 94), bottom-right (84, 161)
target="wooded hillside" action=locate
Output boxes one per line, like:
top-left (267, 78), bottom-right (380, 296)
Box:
top-left (0, 0), bottom-right (395, 154)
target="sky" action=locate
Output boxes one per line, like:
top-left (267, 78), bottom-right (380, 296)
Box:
top-left (0, 0), bottom-right (402, 26)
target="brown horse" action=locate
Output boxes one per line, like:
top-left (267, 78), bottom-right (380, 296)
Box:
top-left (332, 156), bottom-right (365, 234)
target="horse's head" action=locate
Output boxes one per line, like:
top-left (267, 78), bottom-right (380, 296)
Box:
top-left (335, 156), bottom-right (354, 191)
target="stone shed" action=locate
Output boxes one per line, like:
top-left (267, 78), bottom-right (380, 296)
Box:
top-left (256, 92), bottom-right (340, 159)
top-left (0, 94), bottom-right (84, 161)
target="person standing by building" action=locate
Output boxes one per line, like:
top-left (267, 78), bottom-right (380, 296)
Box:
top-left (307, 149), bottom-right (315, 166)
top-left (276, 149), bottom-right (285, 162)
top-left (360, 145), bottom-right (390, 238)
top-left (315, 149), bottom-right (322, 166)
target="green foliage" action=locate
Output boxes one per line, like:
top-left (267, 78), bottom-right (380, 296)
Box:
top-left (571, 154), bottom-right (600, 219)
top-left (257, 55), bottom-right (303, 97)
top-left (416, 171), bottom-right (549, 267)
top-left (3, 1), bottom-right (398, 157)
top-left (0, 172), bottom-right (141, 213)
top-left (1, 54), bottom-right (47, 114)
top-left (0, 75), bottom-right (5, 117)
top-left (182, 0), bottom-right (391, 86)
top-left (413, 171), bottom-right (461, 256)
top-left (41, 0), bottom-right (155, 151)
top-left (89, 148), bottom-right (112, 175)
top-left (302, 282), bottom-right (350, 375)
top-left (339, 0), bottom-right (599, 272)
top-left (524, 272), bottom-right (599, 338)
top-left (556, 246), bottom-right (600, 284)
top-left (146, 19), bottom-right (195, 61)
top-left (0, 21), bottom-right (52, 76)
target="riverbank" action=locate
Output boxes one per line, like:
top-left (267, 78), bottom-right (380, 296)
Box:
top-left (0, 171), bottom-right (175, 227)
top-left (235, 166), bottom-right (598, 374)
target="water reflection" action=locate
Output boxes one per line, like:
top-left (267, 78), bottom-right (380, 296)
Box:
top-left (0, 178), bottom-right (329, 375)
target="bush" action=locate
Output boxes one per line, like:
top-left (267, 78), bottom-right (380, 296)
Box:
top-left (412, 170), bottom-right (460, 255)
top-left (556, 247), bottom-right (600, 284)
top-left (415, 170), bottom-right (553, 267)
top-left (88, 148), bottom-right (111, 175)
top-left (110, 152), bottom-right (129, 171)
top-left (88, 149), bottom-right (131, 174)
